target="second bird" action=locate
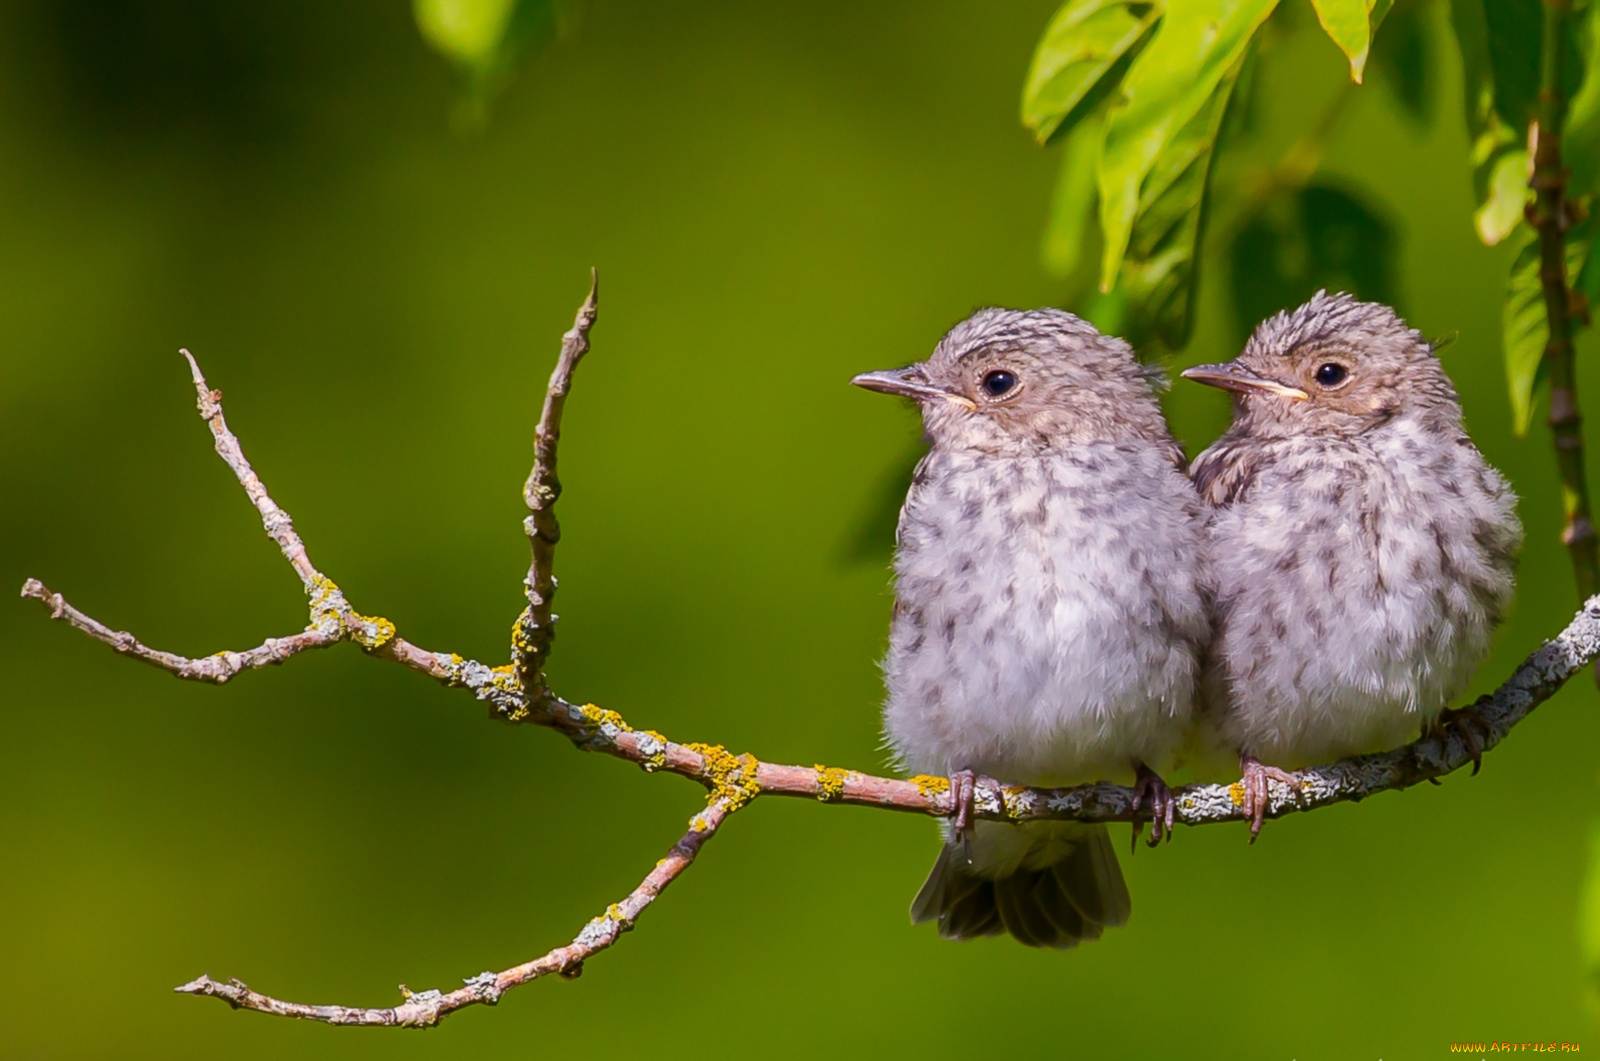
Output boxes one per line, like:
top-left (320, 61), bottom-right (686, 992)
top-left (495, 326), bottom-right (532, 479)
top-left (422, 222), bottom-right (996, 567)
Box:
top-left (1184, 292), bottom-right (1523, 838)
top-left (853, 308), bottom-right (1208, 950)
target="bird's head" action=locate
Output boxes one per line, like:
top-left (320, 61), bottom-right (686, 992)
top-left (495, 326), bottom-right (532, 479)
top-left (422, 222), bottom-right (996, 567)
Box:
top-left (851, 308), bottom-right (1171, 453)
top-left (1181, 291), bottom-right (1460, 439)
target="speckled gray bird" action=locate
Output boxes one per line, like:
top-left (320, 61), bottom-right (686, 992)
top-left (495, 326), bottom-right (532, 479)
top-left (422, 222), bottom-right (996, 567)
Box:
top-left (852, 308), bottom-right (1208, 950)
top-left (1184, 292), bottom-right (1522, 838)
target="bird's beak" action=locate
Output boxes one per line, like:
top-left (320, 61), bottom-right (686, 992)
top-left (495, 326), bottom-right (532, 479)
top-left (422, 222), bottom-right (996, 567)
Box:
top-left (850, 367), bottom-right (975, 409)
top-left (1181, 362), bottom-right (1309, 401)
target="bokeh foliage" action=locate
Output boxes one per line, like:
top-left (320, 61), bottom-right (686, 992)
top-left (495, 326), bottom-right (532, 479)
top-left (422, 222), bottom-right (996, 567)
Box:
top-left (2, 1), bottom-right (1600, 1058)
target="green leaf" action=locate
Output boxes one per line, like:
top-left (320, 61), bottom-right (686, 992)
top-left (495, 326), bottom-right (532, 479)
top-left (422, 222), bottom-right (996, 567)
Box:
top-left (1481, 0), bottom-right (1543, 130)
top-left (1504, 226), bottom-right (1590, 435)
top-left (1228, 182), bottom-right (1399, 346)
top-left (1369, 0), bottom-right (1431, 123)
top-left (1567, 4), bottom-right (1600, 200)
top-left (1041, 110), bottom-right (1107, 278)
top-left (415, 0), bottom-right (520, 69)
top-left (1448, 0), bottom-right (1531, 246)
top-left (1096, 0), bottom-right (1279, 292)
top-left (1474, 147), bottom-right (1531, 245)
top-left (1115, 54), bottom-right (1247, 348)
top-left (1309, 0), bottom-right (1377, 82)
top-left (414, 0), bottom-right (563, 126)
top-left (1022, 0), bottom-right (1162, 145)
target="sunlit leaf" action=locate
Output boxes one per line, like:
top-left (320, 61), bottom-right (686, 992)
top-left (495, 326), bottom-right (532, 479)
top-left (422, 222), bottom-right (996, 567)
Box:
top-left (414, 0), bottom-right (519, 68)
top-left (1475, 147), bottom-right (1531, 245)
top-left (1022, 0), bottom-right (1162, 145)
top-left (1041, 110), bottom-right (1106, 278)
top-left (1504, 226), bottom-right (1590, 435)
top-left (1567, 5), bottom-right (1600, 200)
top-left (1229, 182), bottom-right (1399, 346)
top-left (1117, 55), bottom-right (1247, 348)
top-left (1097, 0), bottom-right (1279, 292)
top-left (1448, 0), bottom-right (1531, 246)
top-left (414, 0), bottom-right (565, 126)
top-left (1309, 0), bottom-right (1376, 82)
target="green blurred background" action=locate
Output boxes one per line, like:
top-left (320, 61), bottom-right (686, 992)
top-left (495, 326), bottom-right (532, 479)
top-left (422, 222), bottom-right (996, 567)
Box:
top-left (1, 1), bottom-right (1595, 1057)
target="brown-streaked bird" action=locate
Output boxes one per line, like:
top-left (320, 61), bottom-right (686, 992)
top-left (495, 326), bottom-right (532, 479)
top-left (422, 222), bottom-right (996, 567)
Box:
top-left (1183, 292), bottom-right (1522, 839)
top-left (852, 307), bottom-right (1208, 949)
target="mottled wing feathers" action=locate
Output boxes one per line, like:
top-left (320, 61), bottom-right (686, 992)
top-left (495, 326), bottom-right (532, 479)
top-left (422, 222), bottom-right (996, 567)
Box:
top-left (1188, 435), bottom-right (1259, 507)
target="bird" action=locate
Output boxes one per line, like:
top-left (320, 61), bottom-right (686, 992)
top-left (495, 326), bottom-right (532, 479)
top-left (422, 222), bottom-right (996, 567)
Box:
top-left (1182, 292), bottom-right (1522, 839)
top-left (851, 307), bottom-right (1209, 949)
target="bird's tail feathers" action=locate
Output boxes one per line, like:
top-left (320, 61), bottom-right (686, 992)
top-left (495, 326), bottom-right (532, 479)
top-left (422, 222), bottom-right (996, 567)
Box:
top-left (909, 821), bottom-right (1129, 949)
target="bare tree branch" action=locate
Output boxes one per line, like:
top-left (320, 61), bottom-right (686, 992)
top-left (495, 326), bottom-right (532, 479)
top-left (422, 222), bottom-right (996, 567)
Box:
top-left (21, 281), bottom-right (1600, 1028)
top-left (18, 577), bottom-right (338, 682)
top-left (516, 269), bottom-right (599, 699)
top-left (176, 799), bottom-right (734, 1026)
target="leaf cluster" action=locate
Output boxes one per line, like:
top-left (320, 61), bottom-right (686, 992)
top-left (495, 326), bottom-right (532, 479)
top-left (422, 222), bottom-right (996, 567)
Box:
top-left (1022, 0), bottom-right (1600, 423)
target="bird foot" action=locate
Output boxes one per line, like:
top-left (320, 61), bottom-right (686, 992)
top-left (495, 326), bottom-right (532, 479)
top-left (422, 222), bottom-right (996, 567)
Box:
top-left (1240, 755), bottom-right (1299, 844)
top-left (1131, 762), bottom-right (1176, 849)
top-left (1432, 704), bottom-right (1490, 776)
top-left (949, 768), bottom-right (978, 863)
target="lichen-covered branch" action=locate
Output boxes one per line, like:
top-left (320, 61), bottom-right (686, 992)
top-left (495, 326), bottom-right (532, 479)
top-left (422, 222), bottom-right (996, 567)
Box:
top-left (176, 799), bottom-right (734, 1027)
top-left (1530, 0), bottom-right (1599, 601)
top-left (21, 283), bottom-right (1600, 1029)
top-left (515, 269), bottom-right (599, 698)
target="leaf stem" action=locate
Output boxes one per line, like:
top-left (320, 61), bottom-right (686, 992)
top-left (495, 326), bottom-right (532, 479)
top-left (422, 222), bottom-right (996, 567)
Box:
top-left (1530, 0), bottom-right (1599, 601)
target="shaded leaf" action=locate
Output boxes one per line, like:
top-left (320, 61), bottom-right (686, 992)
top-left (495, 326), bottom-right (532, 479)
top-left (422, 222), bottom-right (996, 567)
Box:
top-left (1504, 226), bottom-right (1590, 435)
top-left (1481, 0), bottom-right (1543, 131)
top-left (1228, 182), bottom-right (1399, 346)
top-left (1097, 0), bottom-right (1279, 291)
top-left (1447, 0), bottom-right (1530, 246)
top-left (1369, 0), bottom-right (1431, 123)
top-left (1041, 109), bottom-right (1107, 278)
top-left (1117, 55), bottom-right (1247, 348)
top-left (838, 439), bottom-right (925, 565)
top-left (1022, 0), bottom-right (1162, 145)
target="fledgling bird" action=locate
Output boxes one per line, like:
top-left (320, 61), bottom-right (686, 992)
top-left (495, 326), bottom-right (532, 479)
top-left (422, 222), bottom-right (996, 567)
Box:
top-left (1183, 292), bottom-right (1522, 838)
top-left (852, 308), bottom-right (1208, 950)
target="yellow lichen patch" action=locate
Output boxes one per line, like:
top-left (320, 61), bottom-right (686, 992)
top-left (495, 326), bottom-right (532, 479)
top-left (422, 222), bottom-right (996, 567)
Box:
top-left (814, 765), bottom-right (849, 802)
top-left (347, 612), bottom-right (396, 651)
top-left (510, 608), bottom-right (540, 658)
top-left (910, 774), bottom-right (951, 799)
top-left (1228, 782), bottom-right (1246, 807)
top-left (685, 742), bottom-right (762, 810)
top-left (638, 730), bottom-right (669, 772)
top-left (578, 703), bottom-right (636, 735)
top-left (306, 574), bottom-right (343, 625)
top-left (1001, 786), bottom-right (1027, 819)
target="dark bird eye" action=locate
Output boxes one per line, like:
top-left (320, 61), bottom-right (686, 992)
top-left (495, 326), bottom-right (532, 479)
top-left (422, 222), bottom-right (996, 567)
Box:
top-left (1315, 363), bottom-right (1349, 387)
top-left (981, 370), bottom-right (1017, 398)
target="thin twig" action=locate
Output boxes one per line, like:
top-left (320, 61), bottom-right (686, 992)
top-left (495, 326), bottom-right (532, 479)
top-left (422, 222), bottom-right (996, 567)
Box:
top-left (1529, 0), bottom-right (1599, 601)
top-left (21, 285), bottom-right (1600, 1030)
top-left (176, 799), bottom-right (734, 1027)
top-left (18, 578), bottom-right (338, 683)
top-left (516, 269), bottom-right (599, 698)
